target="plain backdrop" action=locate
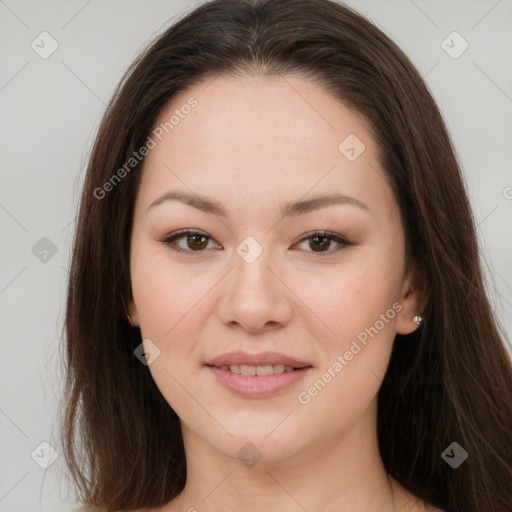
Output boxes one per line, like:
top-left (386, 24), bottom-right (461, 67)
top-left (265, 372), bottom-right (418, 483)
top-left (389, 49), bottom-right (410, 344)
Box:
top-left (0, 0), bottom-right (511, 510)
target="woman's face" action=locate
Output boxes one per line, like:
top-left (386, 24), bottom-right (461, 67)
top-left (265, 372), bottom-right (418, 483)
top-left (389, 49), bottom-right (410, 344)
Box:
top-left (128, 73), bottom-right (421, 464)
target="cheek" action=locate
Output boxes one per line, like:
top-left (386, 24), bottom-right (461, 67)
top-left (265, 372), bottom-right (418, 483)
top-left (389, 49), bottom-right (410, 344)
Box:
top-left (130, 241), bottom-right (184, 338)
top-left (129, 249), bottom-right (210, 416)
top-left (132, 259), bottom-right (172, 337)
top-left (294, 262), bottom-right (401, 429)
top-left (295, 250), bottom-right (403, 346)
top-left (292, 247), bottom-right (404, 410)
top-left (130, 244), bottom-right (222, 349)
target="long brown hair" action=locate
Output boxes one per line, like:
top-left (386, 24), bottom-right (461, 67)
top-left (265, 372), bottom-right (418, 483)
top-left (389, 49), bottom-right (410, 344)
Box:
top-left (60, 1), bottom-right (512, 510)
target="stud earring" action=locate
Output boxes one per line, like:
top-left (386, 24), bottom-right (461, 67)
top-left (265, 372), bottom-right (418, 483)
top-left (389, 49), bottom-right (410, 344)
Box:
top-left (412, 315), bottom-right (423, 325)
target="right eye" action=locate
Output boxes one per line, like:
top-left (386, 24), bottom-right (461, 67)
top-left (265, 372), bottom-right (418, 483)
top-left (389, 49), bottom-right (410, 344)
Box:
top-left (160, 229), bottom-right (221, 254)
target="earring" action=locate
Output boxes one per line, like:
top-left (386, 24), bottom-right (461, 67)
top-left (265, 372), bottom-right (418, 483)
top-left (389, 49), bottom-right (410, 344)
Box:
top-left (412, 315), bottom-right (423, 325)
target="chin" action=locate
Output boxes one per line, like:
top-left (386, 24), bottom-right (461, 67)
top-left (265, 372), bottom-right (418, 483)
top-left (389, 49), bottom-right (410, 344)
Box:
top-left (207, 427), bottom-right (308, 467)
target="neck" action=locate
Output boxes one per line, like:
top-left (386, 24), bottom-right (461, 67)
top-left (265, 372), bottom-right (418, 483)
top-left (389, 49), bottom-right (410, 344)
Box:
top-left (170, 399), bottom-right (411, 512)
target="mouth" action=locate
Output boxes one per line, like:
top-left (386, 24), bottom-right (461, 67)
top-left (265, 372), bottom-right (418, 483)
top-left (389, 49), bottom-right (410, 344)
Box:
top-left (205, 354), bottom-right (313, 397)
top-left (205, 350), bottom-right (312, 370)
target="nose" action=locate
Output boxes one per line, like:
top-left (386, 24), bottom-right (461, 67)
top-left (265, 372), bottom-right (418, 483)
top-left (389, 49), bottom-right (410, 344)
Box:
top-left (215, 242), bottom-right (293, 333)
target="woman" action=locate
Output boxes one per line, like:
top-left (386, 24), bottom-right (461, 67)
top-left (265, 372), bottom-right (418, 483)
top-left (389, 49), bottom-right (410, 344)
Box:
top-left (62, 1), bottom-right (512, 511)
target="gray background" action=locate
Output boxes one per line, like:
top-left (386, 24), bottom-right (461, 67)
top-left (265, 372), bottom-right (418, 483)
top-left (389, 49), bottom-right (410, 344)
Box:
top-left (1, 0), bottom-right (511, 510)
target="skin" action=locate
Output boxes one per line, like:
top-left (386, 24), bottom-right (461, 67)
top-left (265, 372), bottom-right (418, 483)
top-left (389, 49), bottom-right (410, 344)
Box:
top-left (126, 73), bottom-right (435, 512)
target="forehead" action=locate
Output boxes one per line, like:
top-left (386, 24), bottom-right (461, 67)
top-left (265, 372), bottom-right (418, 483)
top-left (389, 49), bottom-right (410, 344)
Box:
top-left (137, 73), bottom-right (392, 215)
top-left (151, 72), bottom-right (372, 160)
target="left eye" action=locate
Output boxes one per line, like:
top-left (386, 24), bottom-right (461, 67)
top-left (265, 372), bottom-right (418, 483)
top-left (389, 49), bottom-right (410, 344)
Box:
top-left (295, 230), bottom-right (351, 254)
top-left (160, 229), bottom-right (351, 255)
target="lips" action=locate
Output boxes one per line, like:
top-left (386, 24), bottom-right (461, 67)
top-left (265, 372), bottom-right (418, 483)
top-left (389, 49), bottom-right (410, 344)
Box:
top-left (205, 351), bottom-right (313, 397)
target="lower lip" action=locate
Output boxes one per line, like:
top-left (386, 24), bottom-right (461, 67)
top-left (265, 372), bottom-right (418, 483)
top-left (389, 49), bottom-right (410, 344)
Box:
top-left (207, 366), bottom-right (312, 398)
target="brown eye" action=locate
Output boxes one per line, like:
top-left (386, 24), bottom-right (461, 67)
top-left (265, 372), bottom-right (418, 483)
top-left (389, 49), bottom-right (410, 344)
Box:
top-left (186, 233), bottom-right (209, 251)
top-left (295, 231), bottom-right (351, 254)
top-left (309, 235), bottom-right (332, 252)
top-left (160, 230), bottom-right (219, 253)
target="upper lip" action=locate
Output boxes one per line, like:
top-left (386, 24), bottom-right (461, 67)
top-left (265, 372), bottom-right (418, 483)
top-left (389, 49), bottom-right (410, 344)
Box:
top-left (206, 351), bottom-right (312, 368)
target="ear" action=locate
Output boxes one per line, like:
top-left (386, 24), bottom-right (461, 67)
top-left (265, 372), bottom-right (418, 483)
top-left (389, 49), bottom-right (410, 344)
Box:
top-left (126, 297), bottom-right (140, 327)
top-left (395, 262), bottom-right (428, 335)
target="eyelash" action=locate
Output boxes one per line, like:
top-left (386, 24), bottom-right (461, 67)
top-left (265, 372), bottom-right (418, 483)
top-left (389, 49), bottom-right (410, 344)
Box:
top-left (159, 229), bottom-right (353, 256)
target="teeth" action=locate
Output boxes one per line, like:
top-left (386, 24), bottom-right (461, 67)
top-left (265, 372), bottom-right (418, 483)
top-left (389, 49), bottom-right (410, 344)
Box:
top-left (238, 364), bottom-right (252, 375)
top-left (219, 364), bottom-right (298, 375)
top-left (256, 365), bottom-right (274, 376)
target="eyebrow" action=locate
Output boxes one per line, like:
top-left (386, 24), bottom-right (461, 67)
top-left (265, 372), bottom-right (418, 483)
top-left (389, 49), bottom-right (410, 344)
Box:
top-left (147, 190), bottom-right (370, 217)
